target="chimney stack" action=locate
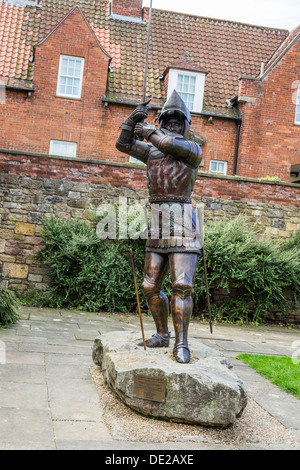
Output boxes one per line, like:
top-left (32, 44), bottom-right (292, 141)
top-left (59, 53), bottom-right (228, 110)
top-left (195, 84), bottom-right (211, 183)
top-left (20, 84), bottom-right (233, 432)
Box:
top-left (111, 0), bottom-right (143, 19)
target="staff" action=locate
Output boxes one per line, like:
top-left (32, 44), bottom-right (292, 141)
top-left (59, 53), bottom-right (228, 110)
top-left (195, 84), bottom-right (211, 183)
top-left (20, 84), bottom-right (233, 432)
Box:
top-left (197, 206), bottom-right (213, 334)
top-left (129, 249), bottom-right (146, 349)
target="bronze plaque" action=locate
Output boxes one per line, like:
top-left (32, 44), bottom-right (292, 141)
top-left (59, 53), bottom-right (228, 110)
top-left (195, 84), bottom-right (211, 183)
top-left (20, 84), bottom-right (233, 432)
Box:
top-left (134, 374), bottom-right (167, 403)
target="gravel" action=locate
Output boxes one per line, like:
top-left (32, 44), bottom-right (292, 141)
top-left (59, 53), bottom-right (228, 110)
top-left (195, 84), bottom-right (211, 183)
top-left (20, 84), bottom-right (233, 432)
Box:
top-left (89, 365), bottom-right (299, 449)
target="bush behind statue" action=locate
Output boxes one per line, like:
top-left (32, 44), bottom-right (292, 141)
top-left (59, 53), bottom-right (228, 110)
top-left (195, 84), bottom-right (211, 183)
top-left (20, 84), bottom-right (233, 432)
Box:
top-left (194, 216), bottom-right (300, 323)
top-left (0, 285), bottom-right (20, 327)
top-left (34, 214), bottom-right (300, 324)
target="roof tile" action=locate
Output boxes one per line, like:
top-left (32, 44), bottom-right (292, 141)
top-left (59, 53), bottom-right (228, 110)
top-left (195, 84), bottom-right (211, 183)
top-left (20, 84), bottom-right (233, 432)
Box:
top-left (0, 0), bottom-right (290, 114)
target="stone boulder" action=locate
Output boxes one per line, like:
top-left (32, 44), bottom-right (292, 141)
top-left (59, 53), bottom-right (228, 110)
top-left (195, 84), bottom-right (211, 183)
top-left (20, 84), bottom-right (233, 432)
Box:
top-left (92, 331), bottom-right (247, 427)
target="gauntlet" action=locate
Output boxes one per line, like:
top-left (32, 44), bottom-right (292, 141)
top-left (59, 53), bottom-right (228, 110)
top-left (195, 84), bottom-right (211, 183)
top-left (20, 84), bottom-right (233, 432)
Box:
top-left (120, 104), bottom-right (150, 131)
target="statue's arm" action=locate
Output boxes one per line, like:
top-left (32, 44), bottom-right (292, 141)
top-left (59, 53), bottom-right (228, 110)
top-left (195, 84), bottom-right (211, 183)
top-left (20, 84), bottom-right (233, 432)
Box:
top-left (115, 105), bottom-right (151, 164)
top-left (134, 124), bottom-right (202, 168)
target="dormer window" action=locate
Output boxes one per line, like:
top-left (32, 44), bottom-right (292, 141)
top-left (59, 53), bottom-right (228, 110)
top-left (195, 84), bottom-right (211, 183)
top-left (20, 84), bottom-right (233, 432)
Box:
top-left (108, 0), bottom-right (143, 23)
top-left (56, 55), bottom-right (84, 99)
top-left (165, 68), bottom-right (206, 113)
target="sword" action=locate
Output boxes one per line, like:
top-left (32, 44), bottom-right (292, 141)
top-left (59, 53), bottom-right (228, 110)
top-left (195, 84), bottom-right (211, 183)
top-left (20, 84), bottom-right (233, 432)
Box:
top-left (142, 0), bottom-right (153, 102)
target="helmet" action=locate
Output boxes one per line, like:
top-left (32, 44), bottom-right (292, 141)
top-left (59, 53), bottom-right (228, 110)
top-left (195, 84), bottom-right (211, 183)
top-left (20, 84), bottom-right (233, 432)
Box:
top-left (156, 90), bottom-right (191, 138)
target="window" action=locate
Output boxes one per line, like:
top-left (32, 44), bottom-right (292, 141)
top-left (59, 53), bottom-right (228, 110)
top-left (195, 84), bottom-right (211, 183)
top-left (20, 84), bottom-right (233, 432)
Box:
top-left (129, 156), bottom-right (145, 164)
top-left (209, 160), bottom-right (227, 175)
top-left (56, 55), bottom-right (84, 99)
top-left (177, 74), bottom-right (196, 110)
top-left (295, 85), bottom-right (300, 124)
top-left (167, 69), bottom-right (205, 113)
top-left (50, 140), bottom-right (77, 158)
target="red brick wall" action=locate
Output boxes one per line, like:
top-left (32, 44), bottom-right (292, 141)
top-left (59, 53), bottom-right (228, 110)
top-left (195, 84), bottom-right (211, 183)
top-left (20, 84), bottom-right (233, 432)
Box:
top-left (0, 80), bottom-right (238, 174)
top-left (237, 38), bottom-right (300, 181)
top-left (0, 8), bottom-right (112, 159)
top-left (0, 151), bottom-right (299, 207)
top-left (111, 0), bottom-right (143, 18)
top-left (0, 5), bottom-right (240, 180)
top-left (193, 117), bottom-right (238, 175)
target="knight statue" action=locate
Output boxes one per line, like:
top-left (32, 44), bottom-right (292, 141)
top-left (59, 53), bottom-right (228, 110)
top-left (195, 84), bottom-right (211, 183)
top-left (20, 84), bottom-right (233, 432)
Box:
top-left (116, 90), bottom-right (202, 363)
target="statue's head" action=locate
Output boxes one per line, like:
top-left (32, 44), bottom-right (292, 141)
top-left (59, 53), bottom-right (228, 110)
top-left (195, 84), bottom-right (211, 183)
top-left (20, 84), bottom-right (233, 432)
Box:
top-left (156, 90), bottom-right (191, 139)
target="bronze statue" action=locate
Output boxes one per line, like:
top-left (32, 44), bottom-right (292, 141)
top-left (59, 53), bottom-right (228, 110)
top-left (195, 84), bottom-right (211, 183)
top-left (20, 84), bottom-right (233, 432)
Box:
top-left (116, 90), bottom-right (202, 363)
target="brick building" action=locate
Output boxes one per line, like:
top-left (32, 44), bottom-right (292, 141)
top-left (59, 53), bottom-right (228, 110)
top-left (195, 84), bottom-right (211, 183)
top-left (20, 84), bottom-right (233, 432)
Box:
top-left (0, 0), bottom-right (299, 181)
top-left (0, 0), bottom-right (300, 293)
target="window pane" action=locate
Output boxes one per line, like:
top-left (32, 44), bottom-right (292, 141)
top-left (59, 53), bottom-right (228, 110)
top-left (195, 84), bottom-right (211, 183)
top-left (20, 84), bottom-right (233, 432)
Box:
top-left (210, 160), bottom-right (227, 175)
top-left (183, 75), bottom-right (189, 92)
top-left (210, 161), bottom-right (217, 172)
top-left (296, 100), bottom-right (300, 122)
top-left (177, 74), bottom-right (183, 90)
top-left (58, 56), bottom-right (83, 98)
top-left (295, 86), bottom-right (300, 123)
top-left (177, 73), bottom-right (196, 111)
top-left (75, 60), bottom-right (82, 76)
top-left (189, 76), bottom-right (196, 93)
top-left (61, 58), bottom-right (69, 75)
top-left (50, 141), bottom-right (77, 157)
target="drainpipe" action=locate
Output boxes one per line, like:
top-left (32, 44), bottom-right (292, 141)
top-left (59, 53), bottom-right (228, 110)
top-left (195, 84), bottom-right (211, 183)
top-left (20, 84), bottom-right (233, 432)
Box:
top-left (232, 102), bottom-right (242, 176)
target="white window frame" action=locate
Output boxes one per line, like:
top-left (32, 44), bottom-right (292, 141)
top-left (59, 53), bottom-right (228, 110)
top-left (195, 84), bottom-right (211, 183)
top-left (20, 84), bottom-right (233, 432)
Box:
top-left (209, 160), bottom-right (227, 175)
top-left (295, 85), bottom-right (300, 125)
top-left (167, 69), bottom-right (205, 113)
top-left (56, 55), bottom-right (84, 99)
top-left (49, 140), bottom-right (77, 158)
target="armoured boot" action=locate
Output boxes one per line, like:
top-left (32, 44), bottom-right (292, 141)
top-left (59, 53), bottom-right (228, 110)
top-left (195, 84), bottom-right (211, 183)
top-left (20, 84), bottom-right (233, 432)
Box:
top-left (170, 255), bottom-right (198, 363)
top-left (171, 293), bottom-right (192, 363)
top-left (138, 253), bottom-right (170, 348)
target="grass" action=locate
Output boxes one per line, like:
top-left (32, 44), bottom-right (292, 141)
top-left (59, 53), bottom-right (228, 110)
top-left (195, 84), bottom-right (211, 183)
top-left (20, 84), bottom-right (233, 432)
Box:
top-left (237, 354), bottom-right (300, 400)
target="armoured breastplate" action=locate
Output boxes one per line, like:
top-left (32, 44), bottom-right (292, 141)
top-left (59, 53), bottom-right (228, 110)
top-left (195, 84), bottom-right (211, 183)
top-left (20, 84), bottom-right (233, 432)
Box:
top-left (147, 147), bottom-right (198, 201)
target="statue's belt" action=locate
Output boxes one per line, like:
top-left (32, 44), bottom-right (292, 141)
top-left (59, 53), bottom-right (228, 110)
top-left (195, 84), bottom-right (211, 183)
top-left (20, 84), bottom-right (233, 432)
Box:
top-left (144, 201), bottom-right (199, 239)
top-left (148, 195), bottom-right (192, 204)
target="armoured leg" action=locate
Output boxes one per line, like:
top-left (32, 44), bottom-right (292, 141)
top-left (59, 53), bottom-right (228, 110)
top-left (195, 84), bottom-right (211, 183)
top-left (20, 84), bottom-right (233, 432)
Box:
top-left (139, 252), bottom-right (170, 348)
top-left (170, 253), bottom-right (198, 363)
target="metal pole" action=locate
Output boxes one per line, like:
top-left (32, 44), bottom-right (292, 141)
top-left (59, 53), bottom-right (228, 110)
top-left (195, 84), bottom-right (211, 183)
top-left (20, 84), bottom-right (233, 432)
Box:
top-left (129, 249), bottom-right (147, 349)
top-left (142, 0), bottom-right (153, 102)
top-left (197, 206), bottom-right (213, 334)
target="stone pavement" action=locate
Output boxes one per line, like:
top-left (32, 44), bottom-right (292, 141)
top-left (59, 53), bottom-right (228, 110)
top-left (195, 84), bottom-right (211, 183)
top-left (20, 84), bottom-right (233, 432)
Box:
top-left (0, 306), bottom-right (299, 450)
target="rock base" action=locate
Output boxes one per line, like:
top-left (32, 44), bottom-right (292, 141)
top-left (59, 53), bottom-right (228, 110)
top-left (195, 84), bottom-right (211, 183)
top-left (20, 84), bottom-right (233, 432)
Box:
top-left (92, 331), bottom-right (247, 427)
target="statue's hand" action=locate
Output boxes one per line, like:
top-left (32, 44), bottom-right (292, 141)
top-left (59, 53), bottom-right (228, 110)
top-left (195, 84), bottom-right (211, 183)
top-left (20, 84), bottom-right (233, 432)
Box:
top-left (134, 122), bottom-right (146, 138)
top-left (134, 122), bottom-right (157, 140)
top-left (129, 105), bottom-right (150, 124)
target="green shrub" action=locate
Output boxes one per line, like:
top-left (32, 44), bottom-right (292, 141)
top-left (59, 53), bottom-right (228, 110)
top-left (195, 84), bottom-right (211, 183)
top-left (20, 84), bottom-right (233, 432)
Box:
top-left (193, 216), bottom-right (300, 323)
top-left (34, 214), bottom-right (300, 324)
top-left (0, 285), bottom-right (20, 327)
top-left (37, 215), bottom-right (148, 312)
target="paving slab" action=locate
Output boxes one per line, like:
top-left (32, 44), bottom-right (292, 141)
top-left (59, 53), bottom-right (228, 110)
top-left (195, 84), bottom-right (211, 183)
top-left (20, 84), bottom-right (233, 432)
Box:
top-left (0, 307), bottom-right (299, 451)
top-left (0, 408), bottom-right (55, 450)
top-left (53, 419), bottom-right (112, 442)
